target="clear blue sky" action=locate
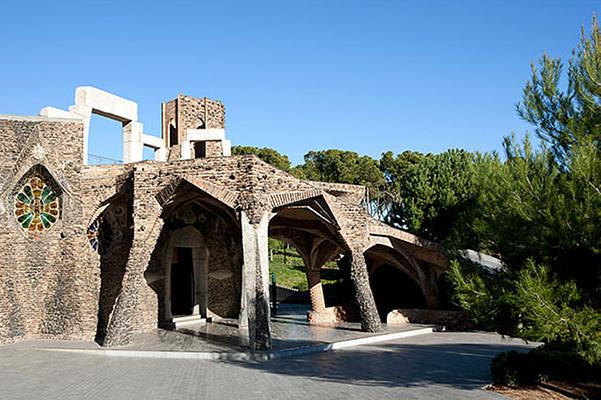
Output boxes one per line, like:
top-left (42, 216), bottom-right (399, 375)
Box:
top-left (1, 1), bottom-right (598, 164)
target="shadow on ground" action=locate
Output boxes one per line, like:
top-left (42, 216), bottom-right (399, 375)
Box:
top-left (226, 334), bottom-right (535, 390)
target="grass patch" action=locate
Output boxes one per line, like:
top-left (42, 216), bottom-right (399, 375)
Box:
top-left (269, 253), bottom-right (339, 290)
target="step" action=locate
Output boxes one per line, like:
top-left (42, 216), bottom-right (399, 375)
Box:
top-left (173, 315), bottom-right (203, 323)
top-left (173, 315), bottom-right (206, 329)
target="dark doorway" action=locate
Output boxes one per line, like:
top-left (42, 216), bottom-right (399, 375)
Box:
top-left (170, 247), bottom-right (194, 316)
top-left (369, 265), bottom-right (425, 322)
top-left (194, 141), bottom-right (207, 158)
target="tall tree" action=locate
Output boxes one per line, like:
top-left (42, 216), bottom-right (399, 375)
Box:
top-left (296, 149), bottom-right (386, 195)
top-left (380, 149), bottom-right (494, 247)
top-left (448, 17), bottom-right (601, 366)
top-left (517, 17), bottom-right (601, 165)
top-left (232, 145), bottom-right (292, 172)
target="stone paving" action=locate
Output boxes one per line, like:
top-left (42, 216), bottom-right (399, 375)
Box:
top-left (0, 330), bottom-right (536, 399)
top-left (18, 304), bottom-right (431, 355)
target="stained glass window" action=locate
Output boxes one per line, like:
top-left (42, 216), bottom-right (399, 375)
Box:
top-left (87, 214), bottom-right (114, 255)
top-left (14, 177), bottom-right (60, 238)
top-left (87, 219), bottom-right (101, 251)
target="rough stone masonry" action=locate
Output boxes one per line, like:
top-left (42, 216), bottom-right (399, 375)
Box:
top-left (0, 87), bottom-right (446, 350)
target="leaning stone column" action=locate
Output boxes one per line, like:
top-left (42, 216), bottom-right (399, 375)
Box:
top-left (102, 173), bottom-right (164, 347)
top-left (306, 268), bottom-right (326, 312)
top-left (241, 211), bottom-right (272, 350)
top-left (417, 266), bottom-right (441, 309)
top-left (350, 249), bottom-right (383, 333)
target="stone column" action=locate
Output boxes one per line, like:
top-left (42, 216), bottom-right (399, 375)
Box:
top-left (349, 250), bottom-right (383, 333)
top-left (417, 266), bottom-right (441, 309)
top-left (102, 174), bottom-right (163, 347)
top-left (306, 268), bottom-right (326, 312)
top-left (240, 211), bottom-right (272, 350)
top-left (68, 104), bottom-right (92, 164)
top-left (123, 121), bottom-right (144, 163)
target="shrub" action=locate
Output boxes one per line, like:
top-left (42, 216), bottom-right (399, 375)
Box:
top-left (449, 258), bottom-right (601, 366)
top-left (491, 348), bottom-right (600, 386)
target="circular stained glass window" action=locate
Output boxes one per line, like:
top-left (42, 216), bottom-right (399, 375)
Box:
top-left (86, 214), bottom-right (115, 255)
top-left (15, 177), bottom-right (59, 238)
top-left (87, 219), bottom-right (101, 252)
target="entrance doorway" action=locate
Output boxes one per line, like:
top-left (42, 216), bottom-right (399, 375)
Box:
top-left (164, 226), bottom-right (209, 327)
top-left (170, 247), bottom-right (195, 316)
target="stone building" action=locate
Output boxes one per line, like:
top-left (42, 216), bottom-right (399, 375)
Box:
top-left (0, 87), bottom-right (446, 350)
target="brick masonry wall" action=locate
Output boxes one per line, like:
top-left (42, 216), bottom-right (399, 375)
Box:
top-left (177, 95), bottom-right (225, 139)
top-left (0, 117), bottom-right (95, 344)
top-left (0, 112), bottom-right (444, 347)
top-left (161, 99), bottom-right (177, 147)
top-left (204, 140), bottom-right (223, 157)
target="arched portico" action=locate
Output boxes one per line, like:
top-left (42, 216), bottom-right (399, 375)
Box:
top-left (269, 196), bottom-right (346, 323)
top-left (364, 240), bottom-right (444, 311)
top-left (145, 179), bottom-right (243, 330)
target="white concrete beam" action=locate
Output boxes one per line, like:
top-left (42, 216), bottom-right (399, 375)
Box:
top-left (154, 148), bottom-right (167, 162)
top-left (181, 141), bottom-right (193, 160)
top-left (142, 134), bottom-right (163, 150)
top-left (75, 86), bottom-right (138, 123)
top-left (186, 128), bottom-right (225, 142)
top-left (39, 107), bottom-right (84, 120)
top-left (223, 139), bottom-right (232, 156)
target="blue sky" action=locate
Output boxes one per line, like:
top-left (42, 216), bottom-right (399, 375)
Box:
top-left (1, 1), bottom-right (598, 164)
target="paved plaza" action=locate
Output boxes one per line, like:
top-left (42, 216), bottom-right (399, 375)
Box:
top-left (0, 331), bottom-right (535, 400)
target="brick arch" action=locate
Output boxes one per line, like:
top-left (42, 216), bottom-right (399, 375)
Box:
top-left (364, 244), bottom-right (421, 285)
top-left (267, 189), bottom-right (322, 209)
top-left (155, 176), bottom-right (239, 212)
top-left (364, 242), bottom-right (441, 309)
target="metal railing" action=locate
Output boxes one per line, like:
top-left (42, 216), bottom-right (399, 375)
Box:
top-left (88, 153), bottom-right (123, 165)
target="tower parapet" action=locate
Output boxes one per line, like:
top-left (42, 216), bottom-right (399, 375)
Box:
top-left (161, 94), bottom-right (231, 161)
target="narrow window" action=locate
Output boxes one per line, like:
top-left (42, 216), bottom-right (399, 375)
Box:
top-left (194, 141), bottom-right (207, 158)
top-left (169, 120), bottom-right (178, 146)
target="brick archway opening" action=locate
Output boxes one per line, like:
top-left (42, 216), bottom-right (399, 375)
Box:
top-left (369, 264), bottom-right (426, 322)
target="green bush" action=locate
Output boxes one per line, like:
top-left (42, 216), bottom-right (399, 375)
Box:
top-left (491, 349), bottom-right (600, 386)
top-left (448, 259), bottom-right (601, 365)
top-left (491, 351), bottom-right (542, 386)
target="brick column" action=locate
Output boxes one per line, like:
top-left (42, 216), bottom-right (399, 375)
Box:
top-left (306, 268), bottom-right (326, 312)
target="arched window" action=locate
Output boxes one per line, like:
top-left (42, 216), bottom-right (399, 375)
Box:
top-left (14, 165), bottom-right (62, 239)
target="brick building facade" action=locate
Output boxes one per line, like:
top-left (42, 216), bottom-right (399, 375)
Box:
top-left (0, 88), bottom-right (446, 350)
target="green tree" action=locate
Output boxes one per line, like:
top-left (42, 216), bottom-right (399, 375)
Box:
top-left (517, 17), bottom-right (601, 164)
top-left (296, 149), bottom-right (386, 195)
top-left (232, 145), bottom-right (292, 172)
top-left (447, 17), bottom-right (601, 367)
top-left (448, 259), bottom-right (601, 365)
top-left (380, 149), bottom-right (495, 247)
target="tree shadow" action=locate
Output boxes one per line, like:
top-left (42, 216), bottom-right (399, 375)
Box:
top-left (226, 334), bottom-right (535, 390)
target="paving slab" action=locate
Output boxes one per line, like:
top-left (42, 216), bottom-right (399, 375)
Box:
top-left (0, 331), bottom-right (536, 400)
top-left (16, 304), bottom-right (434, 360)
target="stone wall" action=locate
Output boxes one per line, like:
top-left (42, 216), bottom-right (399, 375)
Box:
top-left (0, 116), bottom-right (95, 344)
top-left (204, 140), bottom-right (223, 157)
top-left (177, 95), bottom-right (225, 137)
top-left (161, 99), bottom-right (177, 147)
top-left (0, 112), bottom-right (446, 348)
